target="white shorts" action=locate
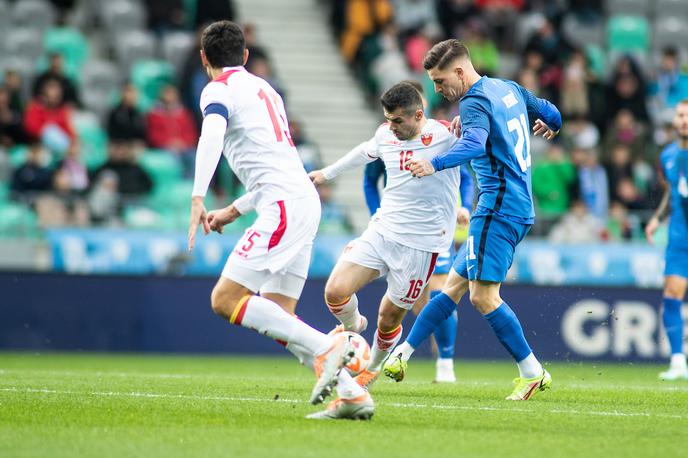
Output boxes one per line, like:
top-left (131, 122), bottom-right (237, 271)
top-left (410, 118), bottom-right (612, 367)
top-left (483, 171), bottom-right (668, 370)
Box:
top-left (222, 194), bottom-right (321, 299)
top-left (341, 227), bottom-right (439, 309)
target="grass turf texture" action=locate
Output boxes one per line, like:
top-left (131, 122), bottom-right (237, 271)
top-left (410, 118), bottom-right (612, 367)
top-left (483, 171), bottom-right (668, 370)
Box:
top-left (1, 353), bottom-right (686, 457)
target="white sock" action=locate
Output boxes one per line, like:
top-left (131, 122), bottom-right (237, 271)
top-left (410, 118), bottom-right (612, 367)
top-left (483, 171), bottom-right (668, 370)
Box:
top-left (670, 353), bottom-right (687, 369)
top-left (369, 326), bottom-right (403, 371)
top-left (394, 341), bottom-right (415, 362)
top-left (336, 370), bottom-right (366, 399)
top-left (232, 295), bottom-right (331, 356)
top-left (285, 342), bottom-right (314, 368)
top-left (326, 294), bottom-right (362, 330)
top-left (517, 352), bottom-right (543, 379)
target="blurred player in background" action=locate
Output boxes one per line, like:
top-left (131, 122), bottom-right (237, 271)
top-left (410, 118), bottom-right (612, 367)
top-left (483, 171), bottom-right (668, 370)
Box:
top-left (645, 99), bottom-right (688, 381)
top-left (187, 20), bottom-right (373, 420)
top-left (362, 80), bottom-right (474, 383)
top-left (384, 39), bottom-right (562, 400)
top-left (309, 81), bottom-right (465, 390)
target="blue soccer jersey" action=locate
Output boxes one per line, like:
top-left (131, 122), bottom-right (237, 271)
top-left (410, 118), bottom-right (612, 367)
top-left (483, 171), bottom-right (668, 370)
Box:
top-left (660, 142), bottom-right (688, 247)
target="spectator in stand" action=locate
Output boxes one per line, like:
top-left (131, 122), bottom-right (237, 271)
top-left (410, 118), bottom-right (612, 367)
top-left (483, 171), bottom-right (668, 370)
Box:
top-left (194, 0), bottom-right (236, 29)
top-left (549, 199), bottom-right (602, 243)
top-left (561, 114), bottom-right (599, 151)
top-left (144, 0), bottom-right (186, 35)
top-left (107, 83), bottom-right (146, 147)
top-left (23, 77), bottom-right (75, 154)
top-left (339, 0), bottom-right (393, 63)
top-left (524, 16), bottom-right (571, 66)
top-left (392, 0), bottom-right (439, 40)
top-left (605, 201), bottom-right (632, 241)
top-left (650, 47), bottom-right (688, 115)
top-left (532, 143), bottom-right (577, 218)
top-left (32, 53), bottom-right (80, 107)
top-left (10, 142), bottom-right (53, 197)
top-left (92, 140), bottom-right (152, 197)
top-left (606, 55), bottom-right (649, 123)
top-left (560, 49), bottom-right (590, 118)
top-left (475, 0), bottom-right (525, 50)
top-left (436, 0), bottom-right (480, 39)
top-left (463, 18), bottom-right (499, 76)
top-left (35, 167), bottom-right (90, 227)
top-left (55, 140), bottom-right (89, 193)
top-left (571, 146), bottom-right (609, 221)
top-left (371, 23), bottom-right (414, 93)
top-left (145, 84), bottom-right (197, 175)
top-left (604, 144), bottom-right (633, 203)
top-left (615, 177), bottom-right (650, 211)
top-left (3, 70), bottom-right (25, 113)
top-left (602, 109), bottom-right (648, 162)
top-left (0, 86), bottom-right (26, 148)
top-left (180, 26), bottom-right (207, 128)
top-left (88, 170), bottom-right (121, 225)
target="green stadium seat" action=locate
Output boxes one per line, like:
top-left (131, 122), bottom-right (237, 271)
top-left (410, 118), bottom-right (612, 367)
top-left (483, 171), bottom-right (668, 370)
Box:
top-left (607, 15), bottom-right (650, 54)
top-left (130, 60), bottom-right (175, 111)
top-left (139, 149), bottom-right (183, 192)
top-left (0, 201), bottom-right (40, 237)
top-left (74, 117), bottom-right (108, 170)
top-left (43, 27), bottom-right (89, 74)
top-left (585, 45), bottom-right (607, 79)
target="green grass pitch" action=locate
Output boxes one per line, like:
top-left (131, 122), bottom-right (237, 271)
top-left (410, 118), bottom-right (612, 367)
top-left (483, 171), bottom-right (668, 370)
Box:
top-left (1, 353), bottom-right (686, 457)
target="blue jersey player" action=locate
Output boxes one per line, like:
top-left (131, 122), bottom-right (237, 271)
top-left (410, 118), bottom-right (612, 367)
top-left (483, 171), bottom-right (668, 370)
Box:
top-left (383, 39), bottom-right (562, 400)
top-left (364, 144), bottom-right (474, 383)
top-left (645, 99), bottom-right (688, 381)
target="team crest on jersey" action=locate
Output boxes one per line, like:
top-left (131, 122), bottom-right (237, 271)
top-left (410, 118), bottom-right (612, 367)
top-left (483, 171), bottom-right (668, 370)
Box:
top-left (421, 133), bottom-right (433, 146)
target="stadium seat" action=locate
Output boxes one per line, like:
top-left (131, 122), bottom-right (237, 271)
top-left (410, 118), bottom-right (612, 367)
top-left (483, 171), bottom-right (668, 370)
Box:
top-left (130, 60), bottom-right (175, 111)
top-left (653, 17), bottom-right (688, 55)
top-left (11, 0), bottom-right (56, 32)
top-left (562, 13), bottom-right (604, 49)
top-left (585, 45), bottom-right (607, 79)
top-left (161, 31), bottom-right (196, 76)
top-left (655, 0), bottom-right (688, 18)
top-left (5, 29), bottom-right (44, 62)
top-left (44, 28), bottom-right (90, 74)
top-left (606, 0), bottom-right (649, 16)
top-left (0, 202), bottom-right (40, 238)
top-left (101, 0), bottom-right (146, 34)
top-left (114, 30), bottom-right (157, 73)
top-left (607, 16), bottom-right (650, 54)
top-left (139, 149), bottom-right (183, 192)
top-left (81, 59), bottom-right (122, 118)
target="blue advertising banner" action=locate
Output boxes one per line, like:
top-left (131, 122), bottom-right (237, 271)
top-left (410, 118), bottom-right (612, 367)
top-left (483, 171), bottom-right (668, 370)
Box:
top-left (1, 273), bottom-right (683, 362)
top-left (45, 229), bottom-right (667, 287)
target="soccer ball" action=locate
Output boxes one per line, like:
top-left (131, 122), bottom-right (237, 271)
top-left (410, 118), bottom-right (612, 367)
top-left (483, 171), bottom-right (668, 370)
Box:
top-left (342, 332), bottom-right (371, 376)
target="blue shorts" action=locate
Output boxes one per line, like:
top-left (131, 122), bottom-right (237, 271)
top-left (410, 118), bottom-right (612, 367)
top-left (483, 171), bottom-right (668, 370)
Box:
top-left (452, 213), bottom-right (530, 282)
top-left (665, 242), bottom-right (688, 278)
top-left (432, 242), bottom-right (457, 276)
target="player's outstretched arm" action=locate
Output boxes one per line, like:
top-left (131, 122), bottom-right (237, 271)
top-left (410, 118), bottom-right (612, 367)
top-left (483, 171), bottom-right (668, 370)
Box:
top-left (646, 181), bottom-right (670, 245)
top-left (315, 140), bottom-right (379, 183)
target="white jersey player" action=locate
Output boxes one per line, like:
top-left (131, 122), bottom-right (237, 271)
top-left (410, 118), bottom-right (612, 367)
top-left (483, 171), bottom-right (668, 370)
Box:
top-left (309, 82), bottom-right (461, 390)
top-left (187, 20), bottom-right (374, 420)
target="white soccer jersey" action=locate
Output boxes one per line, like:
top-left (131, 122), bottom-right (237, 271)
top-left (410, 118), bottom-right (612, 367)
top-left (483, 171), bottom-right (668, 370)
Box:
top-left (324, 119), bottom-right (461, 253)
top-left (198, 66), bottom-right (315, 211)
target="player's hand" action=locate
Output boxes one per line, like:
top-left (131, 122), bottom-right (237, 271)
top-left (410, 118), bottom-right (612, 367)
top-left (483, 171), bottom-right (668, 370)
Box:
top-left (533, 119), bottom-right (559, 140)
top-left (207, 205), bottom-right (241, 234)
top-left (645, 216), bottom-right (660, 245)
top-left (456, 207), bottom-right (470, 228)
top-left (406, 158), bottom-right (435, 178)
top-left (450, 116), bottom-right (462, 137)
top-left (308, 170), bottom-right (327, 186)
top-left (188, 196), bottom-right (211, 252)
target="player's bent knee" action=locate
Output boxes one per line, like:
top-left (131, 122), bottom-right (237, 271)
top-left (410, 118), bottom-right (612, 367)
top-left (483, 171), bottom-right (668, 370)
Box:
top-left (377, 307), bottom-right (405, 332)
top-left (469, 289), bottom-right (500, 315)
top-left (210, 284), bottom-right (244, 319)
top-left (324, 278), bottom-right (353, 305)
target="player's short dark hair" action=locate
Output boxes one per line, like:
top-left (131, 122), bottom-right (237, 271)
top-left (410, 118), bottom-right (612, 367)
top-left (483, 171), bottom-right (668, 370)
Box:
top-left (201, 20), bottom-right (245, 68)
top-left (380, 82), bottom-right (424, 114)
top-left (663, 46), bottom-right (678, 58)
top-left (423, 39), bottom-right (470, 71)
top-left (400, 79), bottom-right (423, 95)
top-left (678, 98), bottom-right (688, 106)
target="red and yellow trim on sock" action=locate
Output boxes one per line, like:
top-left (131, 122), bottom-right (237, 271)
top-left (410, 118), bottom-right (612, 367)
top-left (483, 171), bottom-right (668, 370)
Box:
top-left (377, 324), bottom-right (402, 341)
top-left (325, 295), bottom-right (351, 314)
top-left (229, 294), bottom-right (252, 325)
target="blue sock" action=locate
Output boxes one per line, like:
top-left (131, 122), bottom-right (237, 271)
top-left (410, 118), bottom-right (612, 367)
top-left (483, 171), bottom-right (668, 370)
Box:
top-left (484, 302), bottom-right (532, 362)
top-left (431, 290), bottom-right (458, 358)
top-left (663, 297), bottom-right (684, 355)
top-left (407, 292), bottom-right (457, 349)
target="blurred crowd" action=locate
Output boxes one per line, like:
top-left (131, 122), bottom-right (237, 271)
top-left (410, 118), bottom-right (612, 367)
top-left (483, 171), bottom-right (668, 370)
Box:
top-left (327, 0), bottom-right (688, 243)
top-left (0, 0), bottom-right (352, 235)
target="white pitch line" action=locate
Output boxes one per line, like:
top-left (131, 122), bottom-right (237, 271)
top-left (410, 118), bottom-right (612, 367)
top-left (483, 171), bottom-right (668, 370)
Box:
top-left (1, 387), bottom-right (686, 420)
top-left (2, 368), bottom-right (687, 392)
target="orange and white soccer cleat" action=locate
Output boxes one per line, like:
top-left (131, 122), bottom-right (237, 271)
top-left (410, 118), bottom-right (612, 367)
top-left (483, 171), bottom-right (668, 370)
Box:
top-left (310, 333), bottom-right (355, 405)
top-left (306, 393), bottom-right (375, 420)
top-left (354, 369), bottom-right (379, 390)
